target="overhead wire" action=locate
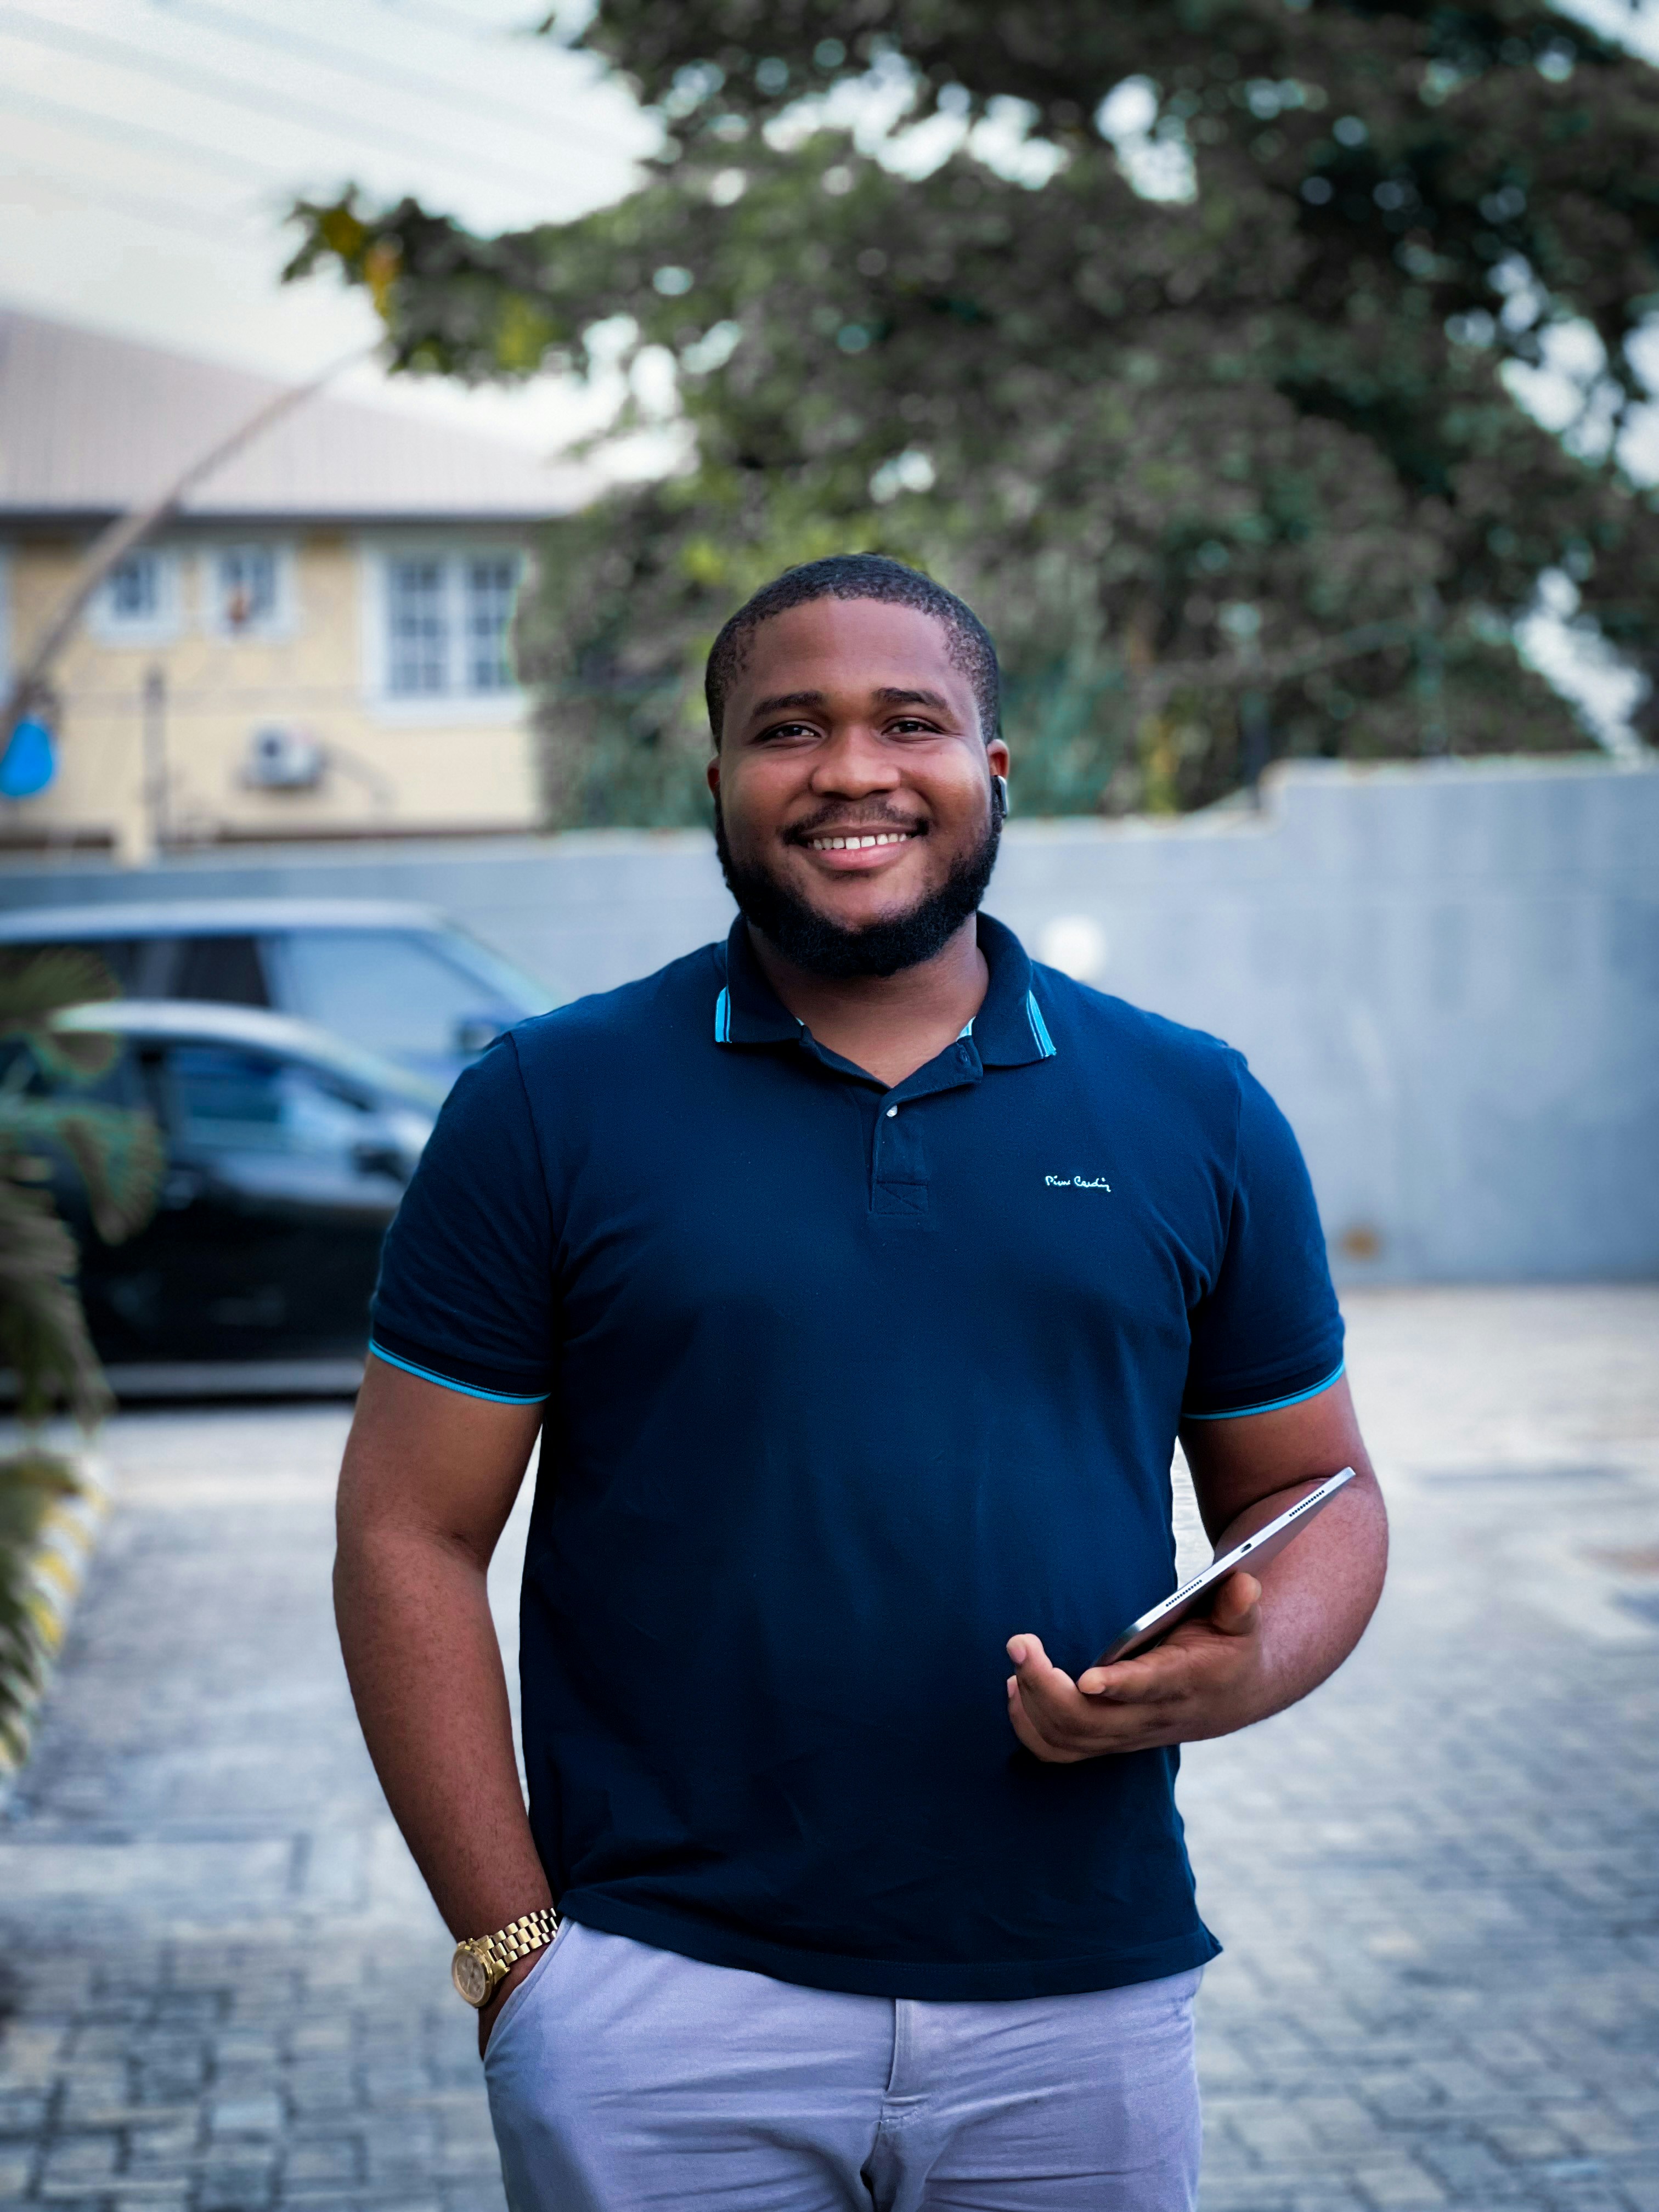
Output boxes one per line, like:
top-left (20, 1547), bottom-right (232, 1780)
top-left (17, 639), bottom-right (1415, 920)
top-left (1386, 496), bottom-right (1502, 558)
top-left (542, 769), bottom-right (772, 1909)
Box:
top-left (0, 151), bottom-right (262, 244)
top-left (0, 78), bottom-right (290, 189)
top-left (146, 0), bottom-right (629, 157)
top-left (370, 0), bottom-right (553, 42)
top-left (0, 6), bottom-right (573, 201)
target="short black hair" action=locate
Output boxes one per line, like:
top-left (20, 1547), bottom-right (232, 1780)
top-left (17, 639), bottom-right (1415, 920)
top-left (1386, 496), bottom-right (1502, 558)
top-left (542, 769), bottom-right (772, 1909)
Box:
top-left (704, 554), bottom-right (1000, 744)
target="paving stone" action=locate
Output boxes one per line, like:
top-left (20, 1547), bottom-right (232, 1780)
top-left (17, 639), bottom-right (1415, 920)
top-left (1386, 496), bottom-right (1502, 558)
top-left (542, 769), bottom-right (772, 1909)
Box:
top-left (1, 1290), bottom-right (1655, 2210)
top-left (279, 2142), bottom-right (359, 2185)
top-left (37, 2137), bottom-right (119, 2187)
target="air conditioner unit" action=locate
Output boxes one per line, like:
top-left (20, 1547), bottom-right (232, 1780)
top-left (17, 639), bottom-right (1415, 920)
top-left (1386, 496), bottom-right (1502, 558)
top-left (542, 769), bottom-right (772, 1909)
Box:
top-left (246, 726), bottom-right (324, 789)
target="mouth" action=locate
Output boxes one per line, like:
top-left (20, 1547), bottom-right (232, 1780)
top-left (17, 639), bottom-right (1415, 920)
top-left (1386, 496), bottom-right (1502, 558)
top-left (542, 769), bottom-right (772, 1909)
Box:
top-left (785, 820), bottom-right (927, 875)
top-left (800, 827), bottom-right (921, 853)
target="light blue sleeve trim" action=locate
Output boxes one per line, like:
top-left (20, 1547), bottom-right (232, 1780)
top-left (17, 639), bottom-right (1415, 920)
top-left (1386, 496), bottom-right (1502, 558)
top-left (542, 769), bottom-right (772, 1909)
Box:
top-left (1182, 1360), bottom-right (1346, 1422)
top-left (714, 985), bottom-right (731, 1043)
top-left (368, 1341), bottom-right (547, 1406)
top-left (1025, 989), bottom-right (1057, 1059)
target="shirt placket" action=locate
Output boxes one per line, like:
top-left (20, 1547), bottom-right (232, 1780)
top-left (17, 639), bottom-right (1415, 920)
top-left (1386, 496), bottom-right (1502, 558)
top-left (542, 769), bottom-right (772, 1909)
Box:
top-left (866, 1040), bottom-right (983, 1220)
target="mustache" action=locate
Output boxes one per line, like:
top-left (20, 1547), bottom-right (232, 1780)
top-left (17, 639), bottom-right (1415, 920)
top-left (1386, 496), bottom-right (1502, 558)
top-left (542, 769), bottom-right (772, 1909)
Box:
top-left (781, 806), bottom-right (928, 845)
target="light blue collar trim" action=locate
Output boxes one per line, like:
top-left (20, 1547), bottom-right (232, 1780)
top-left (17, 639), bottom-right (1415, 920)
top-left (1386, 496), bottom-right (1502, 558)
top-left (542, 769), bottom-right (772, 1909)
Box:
top-left (1025, 990), bottom-right (1057, 1059)
top-left (714, 985), bottom-right (732, 1043)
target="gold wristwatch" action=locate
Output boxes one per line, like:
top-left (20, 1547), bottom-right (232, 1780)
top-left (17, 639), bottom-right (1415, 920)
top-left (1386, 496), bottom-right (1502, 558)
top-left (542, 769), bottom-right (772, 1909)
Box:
top-left (450, 1908), bottom-right (558, 2008)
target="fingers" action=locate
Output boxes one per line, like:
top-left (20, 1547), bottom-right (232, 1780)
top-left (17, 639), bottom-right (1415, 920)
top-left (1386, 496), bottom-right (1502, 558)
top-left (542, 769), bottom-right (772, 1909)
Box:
top-left (1208, 1570), bottom-right (1262, 1637)
top-left (1075, 1650), bottom-right (1168, 1697)
top-left (1007, 1632), bottom-right (1127, 1764)
top-left (1007, 1583), bottom-right (1267, 1758)
top-left (1005, 1633), bottom-right (1077, 1708)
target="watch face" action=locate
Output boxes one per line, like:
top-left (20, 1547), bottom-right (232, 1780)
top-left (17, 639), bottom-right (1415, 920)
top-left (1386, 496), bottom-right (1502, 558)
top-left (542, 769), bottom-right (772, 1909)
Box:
top-left (452, 1946), bottom-right (492, 2007)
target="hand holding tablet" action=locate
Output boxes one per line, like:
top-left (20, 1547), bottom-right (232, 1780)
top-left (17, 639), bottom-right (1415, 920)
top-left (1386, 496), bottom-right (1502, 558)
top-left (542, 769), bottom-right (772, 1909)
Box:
top-left (1094, 1465), bottom-right (1361, 1667)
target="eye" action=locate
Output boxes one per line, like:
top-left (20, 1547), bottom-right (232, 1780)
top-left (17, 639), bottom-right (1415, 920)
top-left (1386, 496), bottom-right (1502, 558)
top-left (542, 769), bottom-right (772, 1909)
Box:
top-left (754, 720), bottom-right (820, 745)
top-left (887, 716), bottom-right (942, 736)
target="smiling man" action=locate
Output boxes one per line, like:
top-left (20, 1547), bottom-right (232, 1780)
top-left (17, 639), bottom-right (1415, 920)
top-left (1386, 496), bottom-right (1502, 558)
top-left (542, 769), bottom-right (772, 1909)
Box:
top-left (335, 554), bottom-right (1388, 2211)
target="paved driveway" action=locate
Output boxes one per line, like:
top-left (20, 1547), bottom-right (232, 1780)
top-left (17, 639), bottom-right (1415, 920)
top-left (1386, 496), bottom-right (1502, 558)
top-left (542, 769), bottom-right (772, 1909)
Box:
top-left (1, 1288), bottom-right (1655, 2212)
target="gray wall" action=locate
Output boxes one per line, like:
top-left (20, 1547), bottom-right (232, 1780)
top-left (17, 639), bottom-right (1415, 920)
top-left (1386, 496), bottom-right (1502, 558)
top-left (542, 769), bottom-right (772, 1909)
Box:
top-left (3, 755), bottom-right (1655, 1282)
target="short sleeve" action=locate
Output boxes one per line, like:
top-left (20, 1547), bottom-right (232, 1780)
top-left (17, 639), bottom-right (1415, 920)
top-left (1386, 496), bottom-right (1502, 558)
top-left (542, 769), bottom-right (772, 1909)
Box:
top-left (1181, 1060), bottom-right (1344, 1421)
top-left (369, 1033), bottom-right (555, 1402)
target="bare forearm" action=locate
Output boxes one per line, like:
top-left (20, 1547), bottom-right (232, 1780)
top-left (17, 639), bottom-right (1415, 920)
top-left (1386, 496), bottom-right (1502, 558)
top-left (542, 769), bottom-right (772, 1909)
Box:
top-left (1204, 1471), bottom-right (1389, 1733)
top-left (334, 1524), bottom-right (550, 1937)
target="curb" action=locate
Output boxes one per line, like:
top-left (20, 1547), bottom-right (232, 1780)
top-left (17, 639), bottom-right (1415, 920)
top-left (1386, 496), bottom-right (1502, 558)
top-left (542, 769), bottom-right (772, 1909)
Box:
top-left (0, 1451), bottom-right (110, 1810)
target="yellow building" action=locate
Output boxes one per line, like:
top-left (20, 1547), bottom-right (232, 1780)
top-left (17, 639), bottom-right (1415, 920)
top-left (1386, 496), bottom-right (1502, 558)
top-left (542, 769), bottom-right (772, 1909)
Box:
top-left (0, 310), bottom-right (590, 862)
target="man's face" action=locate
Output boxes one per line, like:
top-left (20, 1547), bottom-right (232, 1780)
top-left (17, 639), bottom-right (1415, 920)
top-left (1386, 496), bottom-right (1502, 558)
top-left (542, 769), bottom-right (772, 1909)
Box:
top-left (708, 598), bottom-right (1009, 974)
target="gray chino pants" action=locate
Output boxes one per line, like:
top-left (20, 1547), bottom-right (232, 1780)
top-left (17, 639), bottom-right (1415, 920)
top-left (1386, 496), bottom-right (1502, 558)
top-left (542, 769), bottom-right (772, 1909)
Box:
top-left (483, 1922), bottom-right (1203, 2211)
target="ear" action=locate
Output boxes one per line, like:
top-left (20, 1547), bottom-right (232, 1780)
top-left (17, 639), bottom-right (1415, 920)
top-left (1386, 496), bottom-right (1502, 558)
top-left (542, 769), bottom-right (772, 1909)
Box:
top-left (988, 736), bottom-right (1010, 779)
top-left (706, 755), bottom-right (721, 797)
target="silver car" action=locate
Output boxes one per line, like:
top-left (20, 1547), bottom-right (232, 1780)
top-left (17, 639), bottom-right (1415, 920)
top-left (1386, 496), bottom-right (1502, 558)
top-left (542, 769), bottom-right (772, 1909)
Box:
top-left (0, 898), bottom-right (555, 1089)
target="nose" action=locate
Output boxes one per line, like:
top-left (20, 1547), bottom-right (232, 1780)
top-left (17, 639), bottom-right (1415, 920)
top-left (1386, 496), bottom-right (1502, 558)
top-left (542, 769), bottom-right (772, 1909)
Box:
top-left (808, 725), bottom-right (902, 797)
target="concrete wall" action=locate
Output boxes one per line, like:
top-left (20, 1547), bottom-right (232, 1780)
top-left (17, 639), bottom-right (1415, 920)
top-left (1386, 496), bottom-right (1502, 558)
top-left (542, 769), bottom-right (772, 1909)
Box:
top-left (2, 755), bottom-right (1654, 1282)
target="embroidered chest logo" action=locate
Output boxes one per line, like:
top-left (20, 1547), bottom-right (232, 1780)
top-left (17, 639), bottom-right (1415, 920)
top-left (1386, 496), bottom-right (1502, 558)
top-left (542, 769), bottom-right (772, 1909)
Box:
top-left (1045, 1175), bottom-right (1111, 1190)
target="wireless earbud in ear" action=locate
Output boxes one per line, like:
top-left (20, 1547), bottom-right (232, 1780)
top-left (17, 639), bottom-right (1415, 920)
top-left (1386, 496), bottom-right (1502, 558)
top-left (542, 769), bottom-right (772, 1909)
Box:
top-left (991, 774), bottom-right (1009, 820)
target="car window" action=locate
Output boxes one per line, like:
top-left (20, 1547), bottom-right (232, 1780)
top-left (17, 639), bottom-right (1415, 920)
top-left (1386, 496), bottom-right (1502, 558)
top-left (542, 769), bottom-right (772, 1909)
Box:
top-left (433, 932), bottom-right (552, 1016)
top-left (19, 938), bottom-right (151, 992)
top-left (168, 1043), bottom-right (372, 1154)
top-left (278, 930), bottom-right (516, 1064)
top-left (171, 935), bottom-right (269, 1007)
top-left (0, 1034), bottom-right (142, 1109)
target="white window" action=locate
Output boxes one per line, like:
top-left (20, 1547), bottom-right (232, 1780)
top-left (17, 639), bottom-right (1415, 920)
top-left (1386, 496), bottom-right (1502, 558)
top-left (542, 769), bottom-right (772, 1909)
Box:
top-left (387, 558), bottom-right (449, 695)
top-left (208, 543), bottom-right (290, 636)
top-left (381, 550), bottom-right (522, 700)
top-left (93, 548), bottom-right (179, 641)
top-left (463, 556), bottom-right (519, 693)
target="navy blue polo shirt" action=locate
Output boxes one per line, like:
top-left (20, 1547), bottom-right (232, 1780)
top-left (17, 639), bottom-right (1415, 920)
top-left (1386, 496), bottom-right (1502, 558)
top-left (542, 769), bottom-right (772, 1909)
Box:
top-left (370, 914), bottom-right (1344, 2000)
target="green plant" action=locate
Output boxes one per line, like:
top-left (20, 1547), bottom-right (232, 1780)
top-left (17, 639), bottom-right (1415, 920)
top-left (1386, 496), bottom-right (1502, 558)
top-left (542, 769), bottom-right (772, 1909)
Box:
top-left (0, 949), bottom-right (162, 1758)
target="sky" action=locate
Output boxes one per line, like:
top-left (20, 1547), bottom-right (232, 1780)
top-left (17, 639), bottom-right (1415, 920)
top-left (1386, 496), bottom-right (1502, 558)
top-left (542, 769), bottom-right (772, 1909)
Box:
top-left (0, 0), bottom-right (654, 446)
top-left (2, 0), bottom-right (1655, 746)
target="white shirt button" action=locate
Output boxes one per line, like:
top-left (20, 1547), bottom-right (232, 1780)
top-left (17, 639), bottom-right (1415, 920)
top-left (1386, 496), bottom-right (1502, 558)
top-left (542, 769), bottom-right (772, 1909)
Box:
top-left (886, 1105), bottom-right (898, 1118)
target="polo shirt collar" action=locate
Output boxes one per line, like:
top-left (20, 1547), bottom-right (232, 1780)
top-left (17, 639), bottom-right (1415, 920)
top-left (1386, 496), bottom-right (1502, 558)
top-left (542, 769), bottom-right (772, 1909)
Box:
top-left (714, 913), bottom-right (1057, 1067)
top-left (716, 918), bottom-right (805, 1045)
top-left (970, 914), bottom-right (1057, 1066)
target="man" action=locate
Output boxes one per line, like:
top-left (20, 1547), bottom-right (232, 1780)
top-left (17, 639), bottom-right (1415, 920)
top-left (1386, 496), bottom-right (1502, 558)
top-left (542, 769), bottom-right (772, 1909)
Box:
top-left (335, 554), bottom-right (1387, 2211)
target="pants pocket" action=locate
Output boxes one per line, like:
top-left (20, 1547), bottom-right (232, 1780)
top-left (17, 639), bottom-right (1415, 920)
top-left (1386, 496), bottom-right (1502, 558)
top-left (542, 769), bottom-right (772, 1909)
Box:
top-left (483, 1918), bottom-right (571, 2069)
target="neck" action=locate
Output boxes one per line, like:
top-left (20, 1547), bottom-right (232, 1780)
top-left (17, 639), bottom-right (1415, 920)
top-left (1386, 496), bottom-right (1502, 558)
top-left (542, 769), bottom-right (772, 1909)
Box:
top-left (747, 915), bottom-right (989, 1090)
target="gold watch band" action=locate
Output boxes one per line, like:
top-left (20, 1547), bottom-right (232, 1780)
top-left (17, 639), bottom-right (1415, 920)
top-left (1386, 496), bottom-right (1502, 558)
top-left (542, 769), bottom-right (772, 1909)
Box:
top-left (451, 1907), bottom-right (558, 2007)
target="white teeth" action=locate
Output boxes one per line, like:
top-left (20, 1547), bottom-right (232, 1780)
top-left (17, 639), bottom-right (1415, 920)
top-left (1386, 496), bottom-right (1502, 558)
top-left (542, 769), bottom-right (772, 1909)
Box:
top-left (808, 830), bottom-right (912, 851)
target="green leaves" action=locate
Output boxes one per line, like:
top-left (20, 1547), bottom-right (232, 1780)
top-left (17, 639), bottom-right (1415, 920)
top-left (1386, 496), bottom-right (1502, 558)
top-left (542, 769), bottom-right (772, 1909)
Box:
top-left (284, 0), bottom-right (1658, 818)
top-left (0, 955), bottom-right (161, 1773)
top-left (0, 950), bottom-right (162, 1426)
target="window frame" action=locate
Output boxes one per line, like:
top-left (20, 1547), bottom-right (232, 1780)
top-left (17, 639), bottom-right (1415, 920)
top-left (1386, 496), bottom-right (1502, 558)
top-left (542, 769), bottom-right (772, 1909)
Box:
top-left (201, 539), bottom-right (296, 641)
top-left (88, 545), bottom-right (182, 645)
top-left (360, 538), bottom-right (528, 723)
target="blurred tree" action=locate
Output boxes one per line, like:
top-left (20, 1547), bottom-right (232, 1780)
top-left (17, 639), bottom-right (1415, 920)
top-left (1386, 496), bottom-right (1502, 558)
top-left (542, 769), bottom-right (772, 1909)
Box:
top-left (288, 0), bottom-right (1659, 820)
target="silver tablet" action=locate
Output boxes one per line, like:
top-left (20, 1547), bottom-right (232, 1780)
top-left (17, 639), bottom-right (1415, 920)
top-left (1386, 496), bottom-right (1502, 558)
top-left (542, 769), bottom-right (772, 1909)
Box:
top-left (1094, 1465), bottom-right (1361, 1667)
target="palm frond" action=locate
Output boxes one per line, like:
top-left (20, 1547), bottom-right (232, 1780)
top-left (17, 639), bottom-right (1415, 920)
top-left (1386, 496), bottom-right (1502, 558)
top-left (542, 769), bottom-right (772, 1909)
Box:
top-left (0, 946), bottom-right (120, 1030)
top-left (0, 947), bottom-right (122, 1083)
top-left (4, 1101), bottom-right (167, 1248)
top-left (0, 1176), bottom-right (109, 1427)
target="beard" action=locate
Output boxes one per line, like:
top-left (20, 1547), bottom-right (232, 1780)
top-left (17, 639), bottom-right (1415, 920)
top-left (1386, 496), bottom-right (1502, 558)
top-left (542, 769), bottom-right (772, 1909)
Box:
top-left (713, 795), bottom-right (1002, 980)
